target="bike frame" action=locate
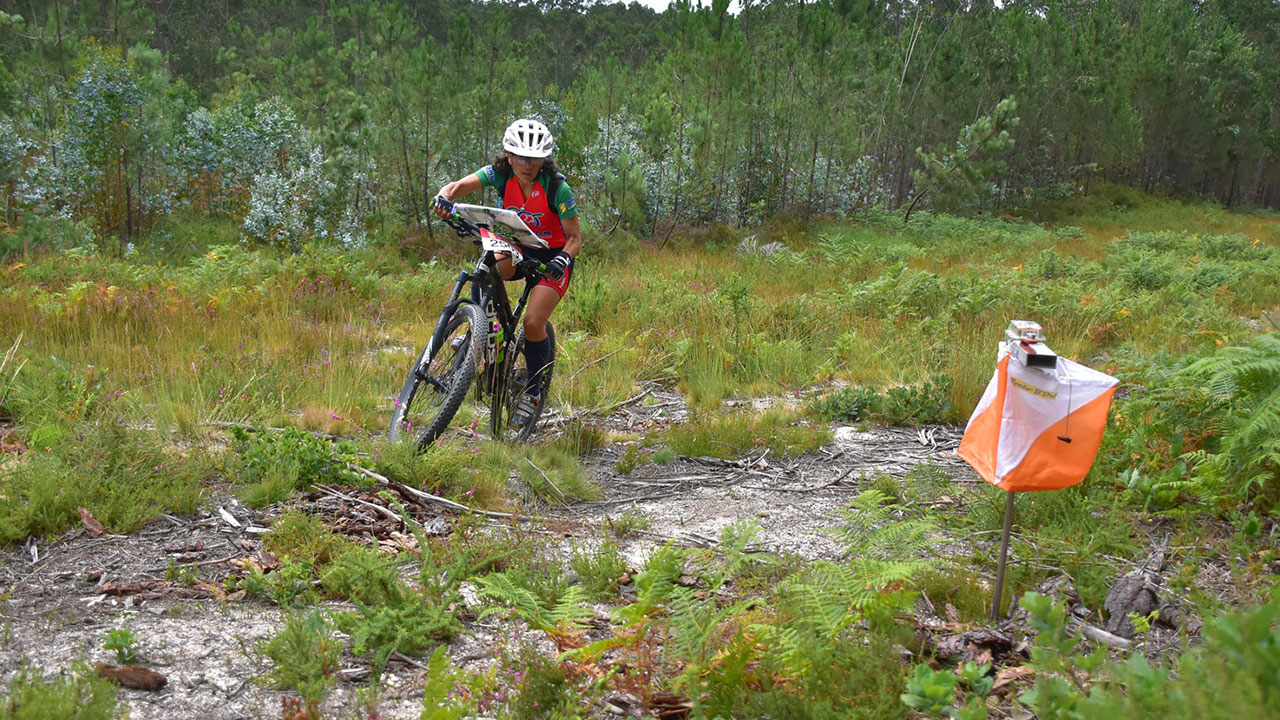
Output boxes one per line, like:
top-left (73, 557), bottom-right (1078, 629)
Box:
top-left (420, 249), bottom-right (538, 402)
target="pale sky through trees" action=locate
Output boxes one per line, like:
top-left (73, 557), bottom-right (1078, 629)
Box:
top-left (629, 0), bottom-right (743, 13)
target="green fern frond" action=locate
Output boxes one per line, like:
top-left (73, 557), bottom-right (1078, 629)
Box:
top-left (752, 624), bottom-right (814, 680)
top-left (546, 584), bottom-right (593, 632)
top-left (829, 491), bottom-right (937, 563)
top-left (473, 572), bottom-right (543, 623)
top-left (472, 572), bottom-right (591, 635)
top-left (1180, 335), bottom-right (1280, 499)
top-left (561, 632), bottom-right (632, 665)
top-left (782, 579), bottom-right (858, 640)
top-left (665, 587), bottom-right (756, 665)
top-left (618, 543), bottom-right (687, 622)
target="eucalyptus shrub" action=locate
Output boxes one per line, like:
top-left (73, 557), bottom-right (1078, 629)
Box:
top-left (0, 114), bottom-right (34, 226)
top-left (178, 95), bottom-right (315, 215)
top-left (242, 146), bottom-right (336, 251)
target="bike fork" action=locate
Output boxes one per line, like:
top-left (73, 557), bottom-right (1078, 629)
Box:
top-left (417, 271), bottom-right (472, 379)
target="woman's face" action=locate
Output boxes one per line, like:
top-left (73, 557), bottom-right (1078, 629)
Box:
top-left (507, 153), bottom-right (544, 183)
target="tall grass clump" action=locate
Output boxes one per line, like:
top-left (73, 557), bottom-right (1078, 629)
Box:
top-left (660, 409), bottom-right (829, 460)
top-left (0, 421), bottom-right (211, 542)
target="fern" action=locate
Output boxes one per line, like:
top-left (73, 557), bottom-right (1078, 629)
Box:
top-left (472, 571), bottom-right (592, 636)
top-left (563, 544), bottom-right (689, 666)
top-left (420, 646), bottom-right (468, 720)
top-left (781, 568), bottom-right (863, 638)
top-left (666, 586), bottom-right (756, 666)
top-left (827, 490), bottom-right (938, 590)
top-left (700, 520), bottom-right (761, 592)
top-left (1182, 334), bottom-right (1280, 500)
top-left (622, 543), bottom-right (687, 622)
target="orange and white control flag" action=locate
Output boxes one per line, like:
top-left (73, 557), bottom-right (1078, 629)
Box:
top-left (957, 347), bottom-right (1118, 492)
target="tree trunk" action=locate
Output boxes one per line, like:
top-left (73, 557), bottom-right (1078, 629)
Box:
top-left (122, 148), bottom-right (133, 240)
top-left (54, 1), bottom-right (69, 79)
top-left (423, 107), bottom-right (434, 242)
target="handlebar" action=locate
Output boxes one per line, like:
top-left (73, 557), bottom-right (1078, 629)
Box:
top-left (433, 196), bottom-right (481, 237)
top-left (433, 195), bottom-right (552, 279)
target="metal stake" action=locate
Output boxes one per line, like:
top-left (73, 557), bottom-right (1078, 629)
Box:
top-left (991, 490), bottom-right (1015, 621)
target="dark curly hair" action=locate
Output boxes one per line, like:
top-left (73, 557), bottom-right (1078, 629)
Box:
top-left (492, 153), bottom-right (559, 179)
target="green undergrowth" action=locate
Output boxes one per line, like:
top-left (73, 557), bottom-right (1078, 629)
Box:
top-left (1093, 330), bottom-right (1280, 512)
top-left (2, 197), bottom-right (1279, 715)
top-left (244, 502), bottom-right (952, 717)
top-left (810, 375), bottom-right (954, 426)
top-left (2, 196), bottom-right (1272, 454)
top-left (654, 408), bottom-right (830, 460)
top-left (906, 587), bottom-right (1280, 720)
top-left (228, 425), bottom-right (362, 507)
top-left (0, 421), bottom-right (212, 542)
top-left (0, 660), bottom-right (120, 720)
top-left (968, 482), bottom-right (1141, 611)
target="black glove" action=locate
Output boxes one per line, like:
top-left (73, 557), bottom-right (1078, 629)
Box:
top-left (545, 251), bottom-right (572, 280)
top-left (432, 195), bottom-right (453, 218)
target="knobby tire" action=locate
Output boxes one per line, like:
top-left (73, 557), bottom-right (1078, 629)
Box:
top-left (490, 322), bottom-right (555, 443)
top-left (389, 303), bottom-right (484, 451)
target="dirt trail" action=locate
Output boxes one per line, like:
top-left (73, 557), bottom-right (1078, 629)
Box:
top-left (0, 390), bottom-right (985, 719)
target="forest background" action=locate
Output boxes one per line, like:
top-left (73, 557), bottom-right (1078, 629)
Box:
top-left (2, 2), bottom-right (1280, 718)
top-left (1, 0), bottom-right (1278, 252)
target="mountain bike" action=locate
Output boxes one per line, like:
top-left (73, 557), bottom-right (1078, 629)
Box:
top-left (388, 199), bottom-right (557, 450)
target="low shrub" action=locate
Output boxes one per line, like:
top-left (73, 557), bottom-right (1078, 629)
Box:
top-left (261, 510), bottom-right (358, 567)
top-left (0, 421), bottom-right (209, 542)
top-left (230, 426), bottom-right (359, 492)
top-left (0, 660), bottom-right (120, 720)
top-left (570, 538), bottom-right (629, 600)
top-left (259, 611), bottom-right (341, 711)
top-left (811, 375), bottom-right (954, 426)
top-left (334, 588), bottom-right (460, 667)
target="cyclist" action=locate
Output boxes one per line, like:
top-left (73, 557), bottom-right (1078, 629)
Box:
top-left (433, 118), bottom-right (582, 429)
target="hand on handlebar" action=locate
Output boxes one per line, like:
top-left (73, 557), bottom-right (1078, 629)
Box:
top-left (432, 195), bottom-right (454, 220)
top-left (544, 251), bottom-right (572, 281)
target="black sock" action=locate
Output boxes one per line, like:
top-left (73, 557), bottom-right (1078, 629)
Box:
top-left (523, 336), bottom-right (551, 397)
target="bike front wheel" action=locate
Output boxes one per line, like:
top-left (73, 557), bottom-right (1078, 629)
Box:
top-left (389, 303), bottom-right (484, 451)
top-left (490, 322), bottom-right (555, 443)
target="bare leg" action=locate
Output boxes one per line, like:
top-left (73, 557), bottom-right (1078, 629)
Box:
top-left (495, 252), bottom-right (516, 280)
top-left (523, 284), bottom-right (562, 341)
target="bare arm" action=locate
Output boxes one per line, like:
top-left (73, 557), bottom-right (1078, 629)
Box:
top-left (437, 174), bottom-right (483, 203)
top-left (560, 215), bottom-right (583, 259)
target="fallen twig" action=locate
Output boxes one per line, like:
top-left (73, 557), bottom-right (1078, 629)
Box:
top-left (390, 651), bottom-right (430, 670)
top-left (564, 348), bottom-right (624, 383)
top-left (525, 459), bottom-right (569, 507)
top-left (204, 420), bottom-right (352, 441)
top-left (313, 484), bottom-right (404, 527)
top-left (1071, 619), bottom-right (1133, 649)
top-left (347, 464), bottom-right (549, 522)
top-left (576, 491), bottom-right (680, 507)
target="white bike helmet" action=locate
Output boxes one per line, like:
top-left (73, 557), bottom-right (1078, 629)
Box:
top-left (503, 118), bottom-right (555, 158)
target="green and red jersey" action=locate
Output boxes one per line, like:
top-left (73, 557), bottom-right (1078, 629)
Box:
top-left (475, 166), bottom-right (578, 250)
